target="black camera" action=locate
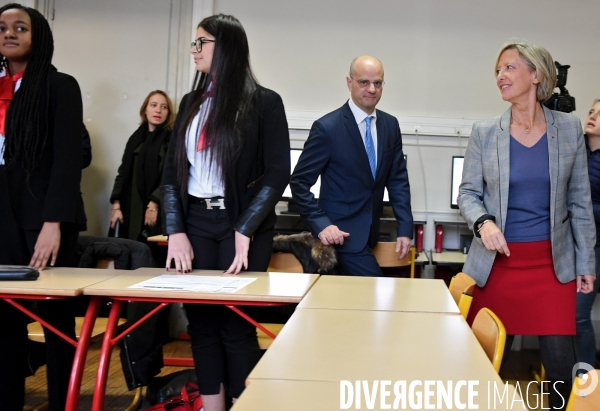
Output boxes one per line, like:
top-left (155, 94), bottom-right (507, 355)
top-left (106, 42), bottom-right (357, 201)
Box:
top-left (543, 61), bottom-right (576, 113)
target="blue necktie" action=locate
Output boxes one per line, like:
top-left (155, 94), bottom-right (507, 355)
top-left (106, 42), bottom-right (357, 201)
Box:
top-left (365, 116), bottom-right (376, 179)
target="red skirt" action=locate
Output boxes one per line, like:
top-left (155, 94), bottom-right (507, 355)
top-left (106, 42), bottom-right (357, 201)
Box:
top-left (466, 240), bottom-right (576, 335)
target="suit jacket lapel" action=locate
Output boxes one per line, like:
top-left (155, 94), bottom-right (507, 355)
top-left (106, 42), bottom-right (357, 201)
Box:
top-left (498, 107), bottom-right (511, 232)
top-left (544, 105), bottom-right (558, 229)
top-left (342, 102), bottom-right (374, 182)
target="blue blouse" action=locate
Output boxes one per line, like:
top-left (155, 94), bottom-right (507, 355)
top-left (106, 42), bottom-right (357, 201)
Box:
top-left (503, 134), bottom-right (551, 242)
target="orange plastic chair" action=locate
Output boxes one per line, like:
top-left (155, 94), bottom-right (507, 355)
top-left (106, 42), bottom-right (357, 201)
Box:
top-left (448, 272), bottom-right (476, 319)
top-left (372, 243), bottom-right (416, 278)
top-left (471, 307), bottom-right (506, 373)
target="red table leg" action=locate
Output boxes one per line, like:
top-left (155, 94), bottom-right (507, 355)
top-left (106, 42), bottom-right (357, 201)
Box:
top-left (92, 299), bottom-right (125, 411)
top-left (65, 296), bottom-right (102, 411)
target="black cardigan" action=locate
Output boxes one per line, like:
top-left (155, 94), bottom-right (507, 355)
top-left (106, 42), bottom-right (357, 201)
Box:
top-left (4, 68), bottom-right (83, 230)
top-left (161, 85), bottom-right (290, 237)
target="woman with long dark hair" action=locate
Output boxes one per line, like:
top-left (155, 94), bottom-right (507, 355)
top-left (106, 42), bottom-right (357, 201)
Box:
top-left (109, 90), bottom-right (174, 243)
top-left (0, 3), bottom-right (83, 410)
top-left (161, 14), bottom-right (290, 410)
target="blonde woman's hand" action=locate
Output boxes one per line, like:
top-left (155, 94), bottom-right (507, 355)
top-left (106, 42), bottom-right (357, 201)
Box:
top-left (29, 222), bottom-right (61, 271)
top-left (577, 275), bottom-right (596, 294)
top-left (224, 231), bottom-right (250, 275)
top-left (479, 221), bottom-right (510, 256)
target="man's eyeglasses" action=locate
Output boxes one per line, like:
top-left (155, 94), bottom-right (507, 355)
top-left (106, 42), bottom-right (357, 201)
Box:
top-left (191, 37), bottom-right (215, 52)
top-left (351, 77), bottom-right (385, 89)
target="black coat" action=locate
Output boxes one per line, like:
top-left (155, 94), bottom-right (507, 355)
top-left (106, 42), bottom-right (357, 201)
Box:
top-left (110, 124), bottom-right (170, 239)
top-left (161, 85), bottom-right (290, 237)
top-left (3, 68), bottom-right (83, 231)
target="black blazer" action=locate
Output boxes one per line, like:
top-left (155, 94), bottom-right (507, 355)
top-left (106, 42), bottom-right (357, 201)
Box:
top-left (290, 102), bottom-right (412, 253)
top-left (4, 69), bottom-right (83, 230)
top-left (161, 85), bottom-right (290, 237)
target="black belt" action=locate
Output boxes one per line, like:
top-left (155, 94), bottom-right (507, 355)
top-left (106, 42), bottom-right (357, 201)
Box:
top-left (189, 196), bottom-right (226, 209)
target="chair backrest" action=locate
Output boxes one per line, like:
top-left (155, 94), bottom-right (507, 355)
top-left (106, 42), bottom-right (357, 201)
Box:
top-left (371, 243), bottom-right (416, 278)
top-left (449, 272), bottom-right (476, 319)
top-left (471, 307), bottom-right (506, 373)
top-left (267, 252), bottom-right (304, 273)
top-left (566, 369), bottom-right (600, 411)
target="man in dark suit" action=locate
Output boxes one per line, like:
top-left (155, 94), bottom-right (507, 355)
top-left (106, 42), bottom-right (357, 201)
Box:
top-left (290, 56), bottom-right (412, 276)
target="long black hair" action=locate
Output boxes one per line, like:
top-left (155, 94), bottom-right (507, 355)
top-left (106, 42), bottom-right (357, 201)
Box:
top-left (174, 14), bottom-right (257, 194)
top-left (0, 3), bottom-right (53, 176)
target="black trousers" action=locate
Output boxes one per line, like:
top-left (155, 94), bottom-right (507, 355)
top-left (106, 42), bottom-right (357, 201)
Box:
top-left (184, 203), bottom-right (273, 398)
top-left (0, 221), bottom-right (78, 411)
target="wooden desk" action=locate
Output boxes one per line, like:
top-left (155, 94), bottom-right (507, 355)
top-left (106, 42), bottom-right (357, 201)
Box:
top-left (0, 267), bottom-right (122, 411)
top-left (297, 276), bottom-right (459, 314)
top-left (249, 309), bottom-right (501, 385)
top-left (146, 234), bottom-right (168, 245)
top-left (0, 267), bottom-right (121, 296)
top-left (83, 268), bottom-right (320, 411)
top-left (430, 250), bottom-right (467, 266)
top-left (415, 250), bottom-right (429, 266)
top-left (234, 379), bottom-right (527, 411)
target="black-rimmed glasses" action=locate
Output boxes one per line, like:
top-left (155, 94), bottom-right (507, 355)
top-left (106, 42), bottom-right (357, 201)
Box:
top-left (191, 37), bottom-right (215, 52)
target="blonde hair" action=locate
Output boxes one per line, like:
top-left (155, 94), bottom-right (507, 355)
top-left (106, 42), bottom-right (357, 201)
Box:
top-left (495, 41), bottom-right (557, 102)
top-left (139, 90), bottom-right (175, 130)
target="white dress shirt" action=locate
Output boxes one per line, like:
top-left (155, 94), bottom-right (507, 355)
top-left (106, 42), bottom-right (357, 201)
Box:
top-left (348, 98), bottom-right (378, 168)
top-left (186, 96), bottom-right (225, 198)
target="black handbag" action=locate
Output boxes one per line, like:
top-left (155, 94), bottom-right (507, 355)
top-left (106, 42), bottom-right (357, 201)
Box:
top-left (0, 265), bottom-right (40, 281)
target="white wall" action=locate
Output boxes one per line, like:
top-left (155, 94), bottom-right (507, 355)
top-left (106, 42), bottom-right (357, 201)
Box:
top-left (3, 0), bottom-right (599, 252)
top-left (211, 0), bottom-right (600, 253)
top-left (49, 0), bottom-right (195, 235)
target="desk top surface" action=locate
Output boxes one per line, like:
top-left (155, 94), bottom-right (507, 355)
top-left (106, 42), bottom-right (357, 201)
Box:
top-left (434, 219), bottom-right (467, 226)
top-left (249, 308), bottom-right (501, 385)
top-left (297, 276), bottom-right (459, 314)
top-left (0, 267), bottom-right (122, 297)
top-left (234, 379), bottom-right (525, 411)
top-left (83, 268), bottom-right (319, 303)
top-left (430, 250), bottom-right (467, 265)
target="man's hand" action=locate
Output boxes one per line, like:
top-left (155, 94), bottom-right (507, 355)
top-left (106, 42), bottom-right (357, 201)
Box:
top-left (318, 225), bottom-right (349, 245)
top-left (395, 236), bottom-right (411, 259)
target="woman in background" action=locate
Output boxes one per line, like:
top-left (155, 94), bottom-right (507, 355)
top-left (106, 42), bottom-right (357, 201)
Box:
top-left (576, 99), bottom-right (600, 370)
top-left (458, 41), bottom-right (595, 410)
top-left (0, 3), bottom-right (83, 410)
top-left (109, 90), bottom-right (174, 243)
top-left (161, 14), bottom-right (290, 411)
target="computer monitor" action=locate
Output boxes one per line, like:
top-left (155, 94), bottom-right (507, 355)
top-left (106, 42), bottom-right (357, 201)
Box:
top-left (450, 156), bottom-right (464, 209)
top-left (283, 149), bottom-right (407, 203)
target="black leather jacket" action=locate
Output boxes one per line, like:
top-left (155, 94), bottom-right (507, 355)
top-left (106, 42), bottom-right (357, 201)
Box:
top-left (161, 85), bottom-right (290, 237)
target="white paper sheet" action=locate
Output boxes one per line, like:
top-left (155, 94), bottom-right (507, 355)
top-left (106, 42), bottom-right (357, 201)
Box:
top-left (128, 274), bottom-right (256, 293)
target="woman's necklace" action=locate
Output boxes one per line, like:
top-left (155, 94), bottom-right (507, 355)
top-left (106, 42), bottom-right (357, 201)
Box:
top-left (511, 116), bottom-right (543, 134)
